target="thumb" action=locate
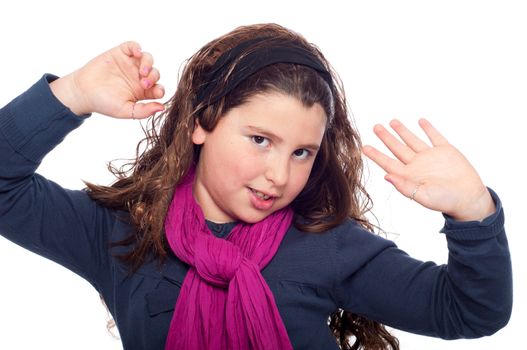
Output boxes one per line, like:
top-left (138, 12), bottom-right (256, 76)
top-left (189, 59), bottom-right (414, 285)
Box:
top-left (127, 101), bottom-right (165, 120)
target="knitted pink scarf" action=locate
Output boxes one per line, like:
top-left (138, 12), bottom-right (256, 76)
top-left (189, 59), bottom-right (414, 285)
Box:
top-left (164, 170), bottom-right (294, 349)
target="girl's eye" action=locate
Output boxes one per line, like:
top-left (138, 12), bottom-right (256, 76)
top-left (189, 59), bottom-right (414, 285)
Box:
top-left (251, 136), bottom-right (270, 147)
top-left (293, 149), bottom-right (310, 160)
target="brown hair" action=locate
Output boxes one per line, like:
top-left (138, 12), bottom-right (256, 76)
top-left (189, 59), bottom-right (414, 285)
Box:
top-left (86, 23), bottom-right (399, 350)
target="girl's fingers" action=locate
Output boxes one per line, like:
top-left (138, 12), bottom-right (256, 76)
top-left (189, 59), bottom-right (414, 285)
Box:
top-left (389, 119), bottom-right (430, 152)
top-left (144, 84), bottom-right (165, 100)
top-left (373, 124), bottom-right (415, 164)
top-left (419, 118), bottom-right (449, 146)
top-left (139, 52), bottom-right (154, 77)
top-left (120, 41), bottom-right (142, 58)
top-left (147, 67), bottom-right (161, 83)
top-left (141, 67), bottom-right (161, 89)
top-left (126, 101), bottom-right (165, 119)
top-left (385, 173), bottom-right (421, 200)
top-left (362, 145), bottom-right (405, 175)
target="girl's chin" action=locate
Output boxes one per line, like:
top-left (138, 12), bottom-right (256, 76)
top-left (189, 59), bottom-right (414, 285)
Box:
top-left (237, 214), bottom-right (269, 224)
top-left (234, 208), bottom-right (276, 224)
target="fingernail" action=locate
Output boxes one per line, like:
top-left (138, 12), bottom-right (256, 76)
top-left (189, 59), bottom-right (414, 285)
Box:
top-left (142, 66), bottom-right (150, 75)
top-left (143, 79), bottom-right (152, 89)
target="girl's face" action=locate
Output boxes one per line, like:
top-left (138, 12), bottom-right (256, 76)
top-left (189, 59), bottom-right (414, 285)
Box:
top-left (192, 92), bottom-right (327, 224)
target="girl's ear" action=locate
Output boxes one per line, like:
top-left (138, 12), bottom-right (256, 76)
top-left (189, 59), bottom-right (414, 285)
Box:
top-left (191, 120), bottom-right (207, 145)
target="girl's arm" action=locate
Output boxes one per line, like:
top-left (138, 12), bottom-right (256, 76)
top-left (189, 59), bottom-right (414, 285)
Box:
top-left (338, 200), bottom-right (511, 339)
top-left (0, 42), bottom-right (164, 287)
top-left (337, 196), bottom-right (512, 339)
top-left (346, 120), bottom-right (513, 337)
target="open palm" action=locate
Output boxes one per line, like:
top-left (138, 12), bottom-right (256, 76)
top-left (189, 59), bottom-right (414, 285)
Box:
top-left (363, 119), bottom-right (495, 222)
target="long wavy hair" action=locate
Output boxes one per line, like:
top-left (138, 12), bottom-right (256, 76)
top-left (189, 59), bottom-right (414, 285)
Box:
top-left (85, 23), bottom-right (399, 350)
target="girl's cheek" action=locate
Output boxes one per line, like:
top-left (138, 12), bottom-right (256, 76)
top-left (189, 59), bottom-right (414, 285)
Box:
top-left (232, 152), bottom-right (261, 175)
top-left (292, 167), bottom-right (313, 194)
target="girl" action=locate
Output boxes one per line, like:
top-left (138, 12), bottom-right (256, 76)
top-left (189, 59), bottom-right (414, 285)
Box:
top-left (0, 23), bottom-right (511, 349)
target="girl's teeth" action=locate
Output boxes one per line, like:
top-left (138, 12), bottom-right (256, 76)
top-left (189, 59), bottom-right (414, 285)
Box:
top-left (253, 189), bottom-right (270, 200)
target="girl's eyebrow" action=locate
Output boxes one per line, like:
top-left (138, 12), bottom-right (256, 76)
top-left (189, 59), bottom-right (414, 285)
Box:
top-left (245, 125), bottom-right (320, 151)
top-left (246, 125), bottom-right (283, 142)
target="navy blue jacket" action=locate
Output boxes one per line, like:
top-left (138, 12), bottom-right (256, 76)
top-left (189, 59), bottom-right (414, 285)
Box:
top-left (0, 75), bottom-right (513, 349)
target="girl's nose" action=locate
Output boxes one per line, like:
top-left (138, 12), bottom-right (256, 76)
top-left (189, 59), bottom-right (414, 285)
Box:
top-left (264, 156), bottom-right (289, 187)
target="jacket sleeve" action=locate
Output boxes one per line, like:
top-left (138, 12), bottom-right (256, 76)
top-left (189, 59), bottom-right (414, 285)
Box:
top-left (336, 189), bottom-right (512, 339)
top-left (0, 74), bottom-right (115, 291)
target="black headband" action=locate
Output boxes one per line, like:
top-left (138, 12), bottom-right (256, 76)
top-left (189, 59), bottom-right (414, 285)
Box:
top-left (196, 38), bottom-right (334, 106)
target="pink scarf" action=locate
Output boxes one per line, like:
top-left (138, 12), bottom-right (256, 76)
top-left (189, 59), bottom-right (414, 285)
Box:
top-left (164, 170), bottom-right (294, 349)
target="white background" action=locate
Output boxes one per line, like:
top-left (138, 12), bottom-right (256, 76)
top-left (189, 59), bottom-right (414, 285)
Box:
top-left (0, 0), bottom-right (524, 349)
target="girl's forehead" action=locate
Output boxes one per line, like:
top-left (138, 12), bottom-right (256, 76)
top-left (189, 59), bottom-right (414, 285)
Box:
top-left (224, 93), bottom-right (327, 141)
top-left (239, 92), bottom-right (327, 120)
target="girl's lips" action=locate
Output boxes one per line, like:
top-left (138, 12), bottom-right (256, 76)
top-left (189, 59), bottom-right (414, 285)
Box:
top-left (248, 187), bottom-right (276, 211)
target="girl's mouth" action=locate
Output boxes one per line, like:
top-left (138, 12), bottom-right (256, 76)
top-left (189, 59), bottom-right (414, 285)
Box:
top-left (251, 188), bottom-right (271, 200)
top-left (248, 187), bottom-right (276, 211)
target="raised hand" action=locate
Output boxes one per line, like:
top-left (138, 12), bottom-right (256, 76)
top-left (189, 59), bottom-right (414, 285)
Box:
top-left (362, 119), bottom-right (495, 222)
top-left (50, 41), bottom-right (165, 119)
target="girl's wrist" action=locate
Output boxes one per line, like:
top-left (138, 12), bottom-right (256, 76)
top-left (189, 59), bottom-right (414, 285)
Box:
top-left (449, 187), bottom-right (496, 222)
top-left (49, 72), bottom-right (91, 116)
